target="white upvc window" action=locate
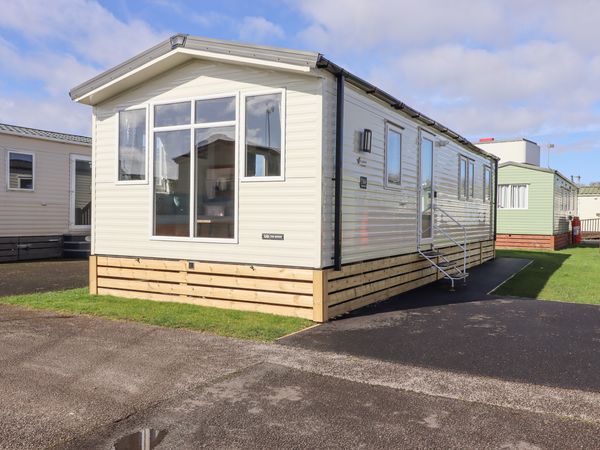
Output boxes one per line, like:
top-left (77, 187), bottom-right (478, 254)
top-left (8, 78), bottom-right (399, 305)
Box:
top-left (483, 165), bottom-right (492, 202)
top-left (7, 151), bottom-right (35, 191)
top-left (384, 122), bottom-right (403, 188)
top-left (458, 155), bottom-right (474, 200)
top-left (498, 184), bottom-right (528, 209)
top-left (150, 93), bottom-right (239, 242)
top-left (117, 107), bottom-right (147, 183)
top-left (241, 89), bottom-right (286, 181)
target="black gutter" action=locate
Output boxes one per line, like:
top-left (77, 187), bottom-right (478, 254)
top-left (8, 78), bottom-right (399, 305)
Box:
top-left (333, 70), bottom-right (345, 271)
top-left (316, 55), bottom-right (499, 163)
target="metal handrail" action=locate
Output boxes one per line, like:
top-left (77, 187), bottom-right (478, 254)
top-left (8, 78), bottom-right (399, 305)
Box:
top-left (434, 206), bottom-right (467, 276)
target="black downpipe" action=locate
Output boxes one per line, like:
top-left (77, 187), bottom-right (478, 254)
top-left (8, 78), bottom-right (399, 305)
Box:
top-left (334, 71), bottom-right (345, 271)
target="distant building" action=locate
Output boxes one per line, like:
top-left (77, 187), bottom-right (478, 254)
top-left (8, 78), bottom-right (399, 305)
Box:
top-left (578, 186), bottom-right (600, 220)
top-left (476, 139), bottom-right (577, 250)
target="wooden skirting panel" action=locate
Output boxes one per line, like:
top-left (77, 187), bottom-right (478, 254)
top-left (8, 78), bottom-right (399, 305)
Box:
top-left (496, 233), bottom-right (570, 250)
top-left (323, 240), bottom-right (495, 320)
top-left (91, 256), bottom-right (316, 320)
top-left (89, 240), bottom-right (495, 323)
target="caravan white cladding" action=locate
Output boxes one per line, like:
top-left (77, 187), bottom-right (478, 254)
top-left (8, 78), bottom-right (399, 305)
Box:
top-left (91, 59), bottom-right (323, 267)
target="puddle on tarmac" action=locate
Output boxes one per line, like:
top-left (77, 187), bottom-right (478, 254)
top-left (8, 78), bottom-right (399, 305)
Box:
top-left (112, 428), bottom-right (167, 450)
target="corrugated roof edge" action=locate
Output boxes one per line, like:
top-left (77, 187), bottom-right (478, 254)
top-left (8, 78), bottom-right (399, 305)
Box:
top-left (69, 33), bottom-right (497, 162)
top-left (0, 123), bottom-right (91, 146)
top-left (499, 162), bottom-right (577, 187)
top-left (578, 186), bottom-right (600, 196)
top-left (69, 34), bottom-right (320, 101)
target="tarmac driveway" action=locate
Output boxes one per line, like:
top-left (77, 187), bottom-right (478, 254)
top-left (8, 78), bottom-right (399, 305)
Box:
top-left (280, 257), bottom-right (600, 393)
top-left (1, 304), bottom-right (600, 449)
top-left (0, 259), bottom-right (88, 296)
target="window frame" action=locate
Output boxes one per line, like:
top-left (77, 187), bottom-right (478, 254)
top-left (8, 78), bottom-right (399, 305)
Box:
top-left (483, 165), bottom-right (492, 202)
top-left (115, 105), bottom-right (149, 185)
top-left (497, 183), bottom-right (529, 210)
top-left (458, 155), bottom-right (469, 200)
top-left (384, 121), bottom-right (404, 190)
top-left (468, 159), bottom-right (475, 199)
top-left (148, 92), bottom-right (240, 244)
top-left (6, 150), bottom-right (35, 192)
top-left (240, 88), bottom-right (286, 182)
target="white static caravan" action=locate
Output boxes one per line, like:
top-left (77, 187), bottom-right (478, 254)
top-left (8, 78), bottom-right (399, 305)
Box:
top-left (70, 35), bottom-right (498, 321)
top-left (0, 124), bottom-right (92, 261)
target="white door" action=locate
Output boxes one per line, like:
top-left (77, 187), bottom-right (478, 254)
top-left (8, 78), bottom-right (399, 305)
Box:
top-left (69, 154), bottom-right (92, 230)
top-left (418, 133), bottom-right (435, 244)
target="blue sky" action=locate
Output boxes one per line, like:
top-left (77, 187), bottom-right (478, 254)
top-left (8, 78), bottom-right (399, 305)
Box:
top-left (0, 0), bottom-right (599, 183)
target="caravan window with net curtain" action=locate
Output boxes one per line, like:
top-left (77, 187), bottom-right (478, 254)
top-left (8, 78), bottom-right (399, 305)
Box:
top-left (498, 184), bottom-right (528, 209)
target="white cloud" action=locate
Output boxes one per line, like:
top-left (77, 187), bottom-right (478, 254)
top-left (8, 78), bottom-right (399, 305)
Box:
top-left (0, 93), bottom-right (92, 135)
top-left (292, 0), bottom-right (600, 150)
top-left (239, 16), bottom-right (284, 42)
top-left (0, 0), bottom-right (170, 135)
top-left (0, 0), bottom-right (169, 67)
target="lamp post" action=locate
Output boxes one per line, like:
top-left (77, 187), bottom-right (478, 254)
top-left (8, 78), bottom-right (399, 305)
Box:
top-left (546, 143), bottom-right (555, 168)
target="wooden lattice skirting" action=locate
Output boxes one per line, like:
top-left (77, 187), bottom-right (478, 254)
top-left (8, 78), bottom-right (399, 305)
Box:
top-left (89, 240), bottom-right (495, 322)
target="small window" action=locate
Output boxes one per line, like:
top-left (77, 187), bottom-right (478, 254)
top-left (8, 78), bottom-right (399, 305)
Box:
top-left (7, 151), bottom-right (34, 190)
top-left (195, 97), bottom-right (236, 124)
top-left (498, 184), bottom-right (528, 209)
top-left (483, 166), bottom-right (492, 202)
top-left (244, 92), bottom-right (283, 179)
top-left (459, 156), bottom-right (476, 200)
top-left (468, 160), bottom-right (475, 198)
top-left (385, 125), bottom-right (402, 187)
top-left (118, 109), bottom-right (147, 181)
top-left (458, 156), bottom-right (468, 199)
top-left (154, 101), bottom-right (191, 127)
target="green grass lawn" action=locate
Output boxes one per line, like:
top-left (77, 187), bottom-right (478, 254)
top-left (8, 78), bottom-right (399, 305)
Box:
top-left (494, 246), bottom-right (600, 305)
top-left (0, 288), bottom-right (313, 341)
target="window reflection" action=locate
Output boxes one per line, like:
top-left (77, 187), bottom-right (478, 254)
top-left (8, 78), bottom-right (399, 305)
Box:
top-left (118, 109), bottom-right (146, 181)
top-left (386, 129), bottom-right (402, 186)
top-left (9, 152), bottom-right (33, 190)
top-left (195, 126), bottom-right (235, 238)
top-left (154, 130), bottom-right (191, 236)
top-left (245, 93), bottom-right (282, 177)
top-left (195, 97), bottom-right (235, 124)
top-left (154, 102), bottom-right (191, 127)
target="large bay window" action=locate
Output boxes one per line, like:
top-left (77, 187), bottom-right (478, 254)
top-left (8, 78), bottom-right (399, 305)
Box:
top-left (150, 90), bottom-right (286, 240)
top-left (498, 184), bottom-right (528, 209)
top-left (153, 95), bottom-right (237, 240)
top-left (243, 92), bottom-right (284, 179)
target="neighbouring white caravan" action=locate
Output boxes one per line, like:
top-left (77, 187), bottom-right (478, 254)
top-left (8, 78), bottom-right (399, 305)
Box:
top-left (71, 35), bottom-right (498, 321)
top-left (578, 186), bottom-right (600, 220)
top-left (0, 124), bottom-right (92, 261)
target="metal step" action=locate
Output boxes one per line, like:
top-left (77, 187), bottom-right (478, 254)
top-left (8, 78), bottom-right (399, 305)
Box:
top-left (447, 272), bottom-right (469, 280)
top-left (420, 250), bottom-right (442, 257)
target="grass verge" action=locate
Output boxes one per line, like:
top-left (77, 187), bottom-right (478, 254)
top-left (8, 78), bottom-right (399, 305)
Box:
top-left (0, 288), bottom-right (313, 341)
top-left (495, 246), bottom-right (600, 305)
